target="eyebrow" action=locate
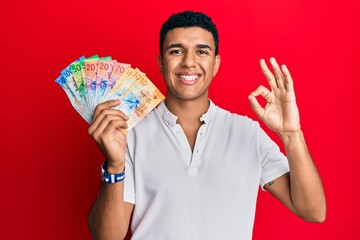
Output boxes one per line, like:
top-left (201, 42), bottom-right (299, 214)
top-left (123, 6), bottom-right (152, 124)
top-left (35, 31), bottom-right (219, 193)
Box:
top-left (165, 43), bottom-right (213, 51)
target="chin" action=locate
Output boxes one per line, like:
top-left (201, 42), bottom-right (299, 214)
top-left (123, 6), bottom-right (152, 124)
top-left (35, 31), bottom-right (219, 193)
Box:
top-left (176, 92), bottom-right (208, 101)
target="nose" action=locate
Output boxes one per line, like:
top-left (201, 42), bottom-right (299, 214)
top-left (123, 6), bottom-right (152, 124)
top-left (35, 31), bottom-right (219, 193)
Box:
top-left (180, 52), bottom-right (196, 68)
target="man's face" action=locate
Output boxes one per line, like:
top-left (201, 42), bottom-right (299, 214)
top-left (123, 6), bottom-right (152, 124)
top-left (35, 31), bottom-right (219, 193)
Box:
top-left (158, 27), bottom-right (220, 101)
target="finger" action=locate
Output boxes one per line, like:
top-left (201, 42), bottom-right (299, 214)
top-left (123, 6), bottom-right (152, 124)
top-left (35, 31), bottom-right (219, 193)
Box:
top-left (89, 110), bottom-right (128, 136)
top-left (281, 64), bottom-right (294, 91)
top-left (91, 108), bottom-right (129, 128)
top-left (249, 85), bottom-right (272, 101)
top-left (248, 94), bottom-right (265, 120)
top-left (91, 116), bottom-right (128, 141)
top-left (102, 118), bottom-right (129, 135)
top-left (100, 119), bottom-right (129, 143)
top-left (89, 114), bottom-right (117, 137)
top-left (259, 59), bottom-right (277, 90)
top-left (93, 100), bottom-right (121, 119)
top-left (269, 57), bottom-right (285, 89)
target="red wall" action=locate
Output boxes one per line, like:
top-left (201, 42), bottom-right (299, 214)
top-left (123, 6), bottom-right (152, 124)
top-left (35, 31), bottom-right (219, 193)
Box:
top-left (1, 0), bottom-right (359, 239)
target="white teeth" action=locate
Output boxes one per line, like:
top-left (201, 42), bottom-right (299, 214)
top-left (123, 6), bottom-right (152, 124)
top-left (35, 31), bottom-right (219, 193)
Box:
top-left (178, 75), bottom-right (198, 81)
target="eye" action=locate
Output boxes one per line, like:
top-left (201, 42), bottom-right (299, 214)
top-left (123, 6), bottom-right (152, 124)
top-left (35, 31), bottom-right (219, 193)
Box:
top-left (169, 49), bottom-right (183, 55)
top-left (197, 50), bottom-right (208, 55)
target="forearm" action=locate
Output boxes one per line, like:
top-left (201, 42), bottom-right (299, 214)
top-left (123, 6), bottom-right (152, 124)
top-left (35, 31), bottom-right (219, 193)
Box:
top-left (88, 167), bottom-right (131, 240)
top-left (280, 130), bottom-right (326, 222)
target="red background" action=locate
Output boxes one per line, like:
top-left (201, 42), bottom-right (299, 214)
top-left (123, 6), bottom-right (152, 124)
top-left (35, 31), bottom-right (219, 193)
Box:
top-left (1, 0), bottom-right (359, 239)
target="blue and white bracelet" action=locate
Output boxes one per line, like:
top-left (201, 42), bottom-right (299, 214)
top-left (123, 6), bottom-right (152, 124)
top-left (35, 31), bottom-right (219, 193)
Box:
top-left (101, 161), bottom-right (125, 184)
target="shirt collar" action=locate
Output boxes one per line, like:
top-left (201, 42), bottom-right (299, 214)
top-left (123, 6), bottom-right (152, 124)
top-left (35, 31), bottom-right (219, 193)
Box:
top-left (156, 99), bottom-right (216, 127)
top-left (200, 100), bottom-right (216, 124)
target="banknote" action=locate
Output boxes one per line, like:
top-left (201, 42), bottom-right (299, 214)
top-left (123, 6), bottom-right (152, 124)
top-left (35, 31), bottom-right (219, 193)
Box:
top-left (105, 68), bottom-right (145, 102)
top-left (114, 73), bottom-right (165, 133)
top-left (56, 55), bottom-right (165, 133)
top-left (104, 67), bottom-right (133, 101)
top-left (70, 55), bottom-right (99, 113)
top-left (60, 56), bottom-right (85, 107)
top-left (104, 61), bottom-right (131, 99)
top-left (70, 61), bottom-right (87, 107)
top-left (95, 59), bottom-right (116, 106)
top-left (84, 57), bottom-right (99, 114)
top-left (87, 56), bottom-right (112, 114)
top-left (55, 75), bottom-right (91, 123)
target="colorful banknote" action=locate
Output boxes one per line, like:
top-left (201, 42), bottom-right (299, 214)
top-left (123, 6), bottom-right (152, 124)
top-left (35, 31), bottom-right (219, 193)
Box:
top-left (84, 57), bottom-right (99, 112)
top-left (55, 55), bottom-right (165, 133)
top-left (114, 72), bottom-right (165, 134)
top-left (95, 59), bottom-right (115, 105)
top-left (55, 75), bottom-right (91, 123)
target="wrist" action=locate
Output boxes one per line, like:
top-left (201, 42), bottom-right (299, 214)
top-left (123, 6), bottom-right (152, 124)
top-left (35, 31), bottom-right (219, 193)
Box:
top-left (101, 161), bottom-right (125, 184)
top-left (106, 162), bottom-right (125, 174)
top-left (279, 130), bottom-right (304, 143)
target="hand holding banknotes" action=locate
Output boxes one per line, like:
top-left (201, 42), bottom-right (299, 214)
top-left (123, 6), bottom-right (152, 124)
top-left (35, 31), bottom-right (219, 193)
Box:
top-left (88, 100), bottom-right (129, 172)
top-left (55, 55), bottom-right (165, 135)
top-left (248, 57), bottom-right (301, 136)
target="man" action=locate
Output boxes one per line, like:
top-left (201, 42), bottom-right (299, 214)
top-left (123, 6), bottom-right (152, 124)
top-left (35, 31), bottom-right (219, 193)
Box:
top-left (88, 11), bottom-right (326, 240)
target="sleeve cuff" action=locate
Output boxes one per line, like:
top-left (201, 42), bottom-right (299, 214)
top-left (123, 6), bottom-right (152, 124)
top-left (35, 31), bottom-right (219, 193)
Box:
top-left (260, 165), bottom-right (290, 191)
top-left (124, 192), bottom-right (135, 204)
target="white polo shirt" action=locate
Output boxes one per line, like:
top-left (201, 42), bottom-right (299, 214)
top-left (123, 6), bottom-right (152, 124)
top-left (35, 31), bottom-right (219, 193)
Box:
top-left (124, 100), bottom-right (289, 240)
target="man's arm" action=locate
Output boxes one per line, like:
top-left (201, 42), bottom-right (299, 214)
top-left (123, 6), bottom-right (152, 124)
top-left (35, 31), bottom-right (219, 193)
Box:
top-left (248, 58), bottom-right (326, 222)
top-left (264, 131), bottom-right (326, 222)
top-left (87, 100), bottom-right (135, 239)
top-left (89, 182), bottom-right (134, 239)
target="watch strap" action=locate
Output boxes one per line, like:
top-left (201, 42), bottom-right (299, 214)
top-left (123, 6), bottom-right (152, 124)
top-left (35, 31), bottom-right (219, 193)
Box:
top-left (101, 161), bottom-right (125, 184)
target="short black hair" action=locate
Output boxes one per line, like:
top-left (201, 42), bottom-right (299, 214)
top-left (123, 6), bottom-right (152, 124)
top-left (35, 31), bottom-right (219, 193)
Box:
top-left (159, 11), bottom-right (219, 56)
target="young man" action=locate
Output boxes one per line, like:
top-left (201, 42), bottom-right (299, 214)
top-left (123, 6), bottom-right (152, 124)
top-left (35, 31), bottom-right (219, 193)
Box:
top-left (88, 11), bottom-right (326, 240)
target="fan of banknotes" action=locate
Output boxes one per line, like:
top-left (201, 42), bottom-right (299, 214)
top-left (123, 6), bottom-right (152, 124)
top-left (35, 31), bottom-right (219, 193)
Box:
top-left (55, 55), bottom-right (165, 133)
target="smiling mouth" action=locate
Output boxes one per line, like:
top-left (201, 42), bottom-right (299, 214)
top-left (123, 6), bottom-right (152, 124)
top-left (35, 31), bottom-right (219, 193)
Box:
top-left (176, 74), bottom-right (201, 81)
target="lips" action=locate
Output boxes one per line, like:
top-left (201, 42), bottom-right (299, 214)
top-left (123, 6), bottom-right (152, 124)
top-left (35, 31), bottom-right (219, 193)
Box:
top-left (176, 73), bottom-right (202, 84)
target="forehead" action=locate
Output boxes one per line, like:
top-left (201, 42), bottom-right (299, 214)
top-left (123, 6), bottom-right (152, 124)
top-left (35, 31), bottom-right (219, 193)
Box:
top-left (163, 27), bottom-right (215, 48)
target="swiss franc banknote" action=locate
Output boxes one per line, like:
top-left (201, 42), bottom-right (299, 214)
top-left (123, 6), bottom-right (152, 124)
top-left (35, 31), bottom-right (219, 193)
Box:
top-left (56, 55), bottom-right (165, 133)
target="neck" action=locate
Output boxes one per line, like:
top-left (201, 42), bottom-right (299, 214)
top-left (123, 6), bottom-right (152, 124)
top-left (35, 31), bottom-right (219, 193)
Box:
top-left (165, 93), bottom-right (210, 151)
top-left (165, 95), bottom-right (209, 126)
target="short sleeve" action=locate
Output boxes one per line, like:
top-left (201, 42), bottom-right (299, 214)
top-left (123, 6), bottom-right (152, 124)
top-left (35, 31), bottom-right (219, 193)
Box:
top-left (123, 143), bottom-right (136, 204)
top-left (256, 123), bottom-right (290, 190)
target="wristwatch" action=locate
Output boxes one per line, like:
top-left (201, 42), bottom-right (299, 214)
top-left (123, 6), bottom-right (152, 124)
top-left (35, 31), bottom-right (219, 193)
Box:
top-left (101, 161), bottom-right (125, 184)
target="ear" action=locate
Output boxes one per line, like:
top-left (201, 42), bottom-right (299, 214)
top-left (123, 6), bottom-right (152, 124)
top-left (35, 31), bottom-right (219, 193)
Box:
top-left (158, 55), bottom-right (164, 75)
top-left (213, 55), bottom-right (221, 77)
